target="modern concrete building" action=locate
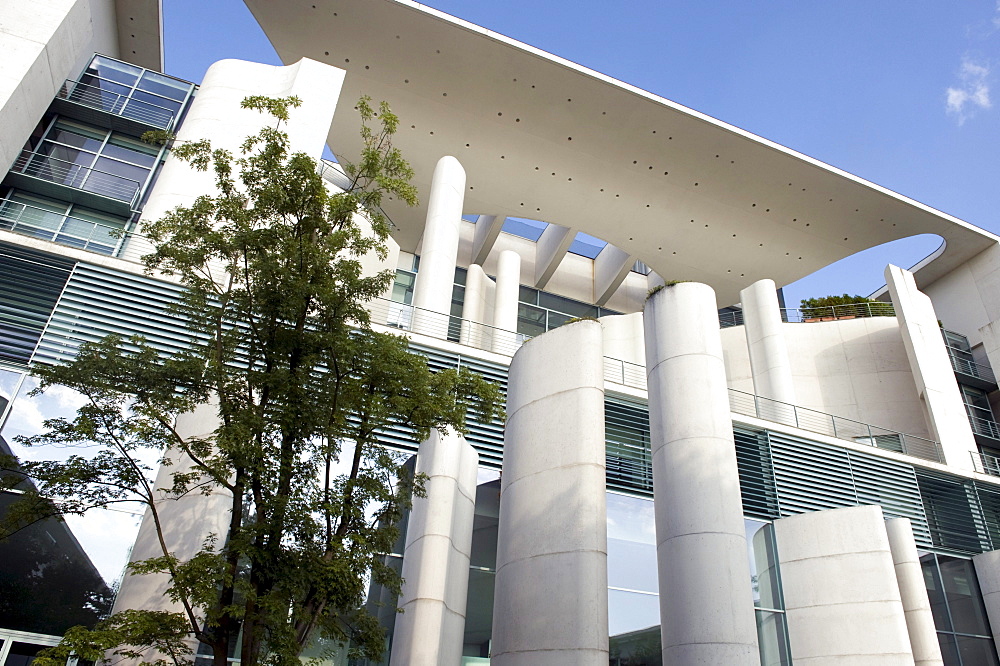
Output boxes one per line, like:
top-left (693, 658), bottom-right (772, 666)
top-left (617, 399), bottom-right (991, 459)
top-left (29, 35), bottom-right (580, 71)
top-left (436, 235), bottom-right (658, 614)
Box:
top-left (5, 1), bottom-right (1000, 665)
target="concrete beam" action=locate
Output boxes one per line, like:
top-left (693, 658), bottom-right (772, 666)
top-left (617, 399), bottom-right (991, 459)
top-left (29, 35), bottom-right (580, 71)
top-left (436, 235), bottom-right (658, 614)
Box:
top-left (533, 223), bottom-right (574, 289)
top-left (885, 264), bottom-right (978, 471)
top-left (594, 243), bottom-right (635, 306)
top-left (471, 215), bottom-right (506, 265)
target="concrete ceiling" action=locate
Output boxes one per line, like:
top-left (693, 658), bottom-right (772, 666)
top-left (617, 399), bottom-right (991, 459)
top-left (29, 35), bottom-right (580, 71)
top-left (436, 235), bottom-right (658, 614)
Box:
top-left (115, 0), bottom-right (163, 72)
top-left (245, 0), bottom-right (997, 305)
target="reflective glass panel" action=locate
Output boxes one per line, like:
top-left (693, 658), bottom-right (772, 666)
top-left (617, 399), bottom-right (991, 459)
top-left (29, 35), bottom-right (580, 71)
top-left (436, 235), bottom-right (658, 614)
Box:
top-left (516, 303), bottom-right (546, 337)
top-left (922, 553), bottom-right (953, 631)
top-left (756, 609), bottom-right (791, 666)
top-left (746, 519), bottom-right (782, 610)
top-left (608, 588), bottom-right (660, 639)
top-left (938, 633), bottom-right (961, 666)
top-left (956, 635), bottom-right (1000, 666)
top-left (87, 55), bottom-right (141, 86)
top-left (607, 493), bottom-right (657, 593)
top-left (939, 556), bottom-right (992, 636)
top-left (137, 70), bottom-right (191, 101)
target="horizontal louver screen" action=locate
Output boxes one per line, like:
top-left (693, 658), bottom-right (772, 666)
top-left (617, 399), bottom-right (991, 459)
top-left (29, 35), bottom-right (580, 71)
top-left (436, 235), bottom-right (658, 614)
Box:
top-left (734, 427), bottom-right (780, 520)
top-left (0, 243), bottom-right (74, 366)
top-left (606, 397), bottom-right (652, 495)
top-left (916, 469), bottom-right (990, 553)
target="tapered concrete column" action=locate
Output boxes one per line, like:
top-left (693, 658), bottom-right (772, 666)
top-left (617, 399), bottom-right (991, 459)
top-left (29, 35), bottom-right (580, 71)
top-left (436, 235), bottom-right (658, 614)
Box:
top-left (411, 156), bottom-right (466, 337)
top-left (391, 429), bottom-right (479, 666)
top-left (774, 506), bottom-right (914, 665)
top-left (113, 402), bottom-right (233, 658)
top-left (886, 264), bottom-right (977, 471)
top-left (886, 518), bottom-right (944, 665)
top-left (493, 320), bottom-right (608, 666)
top-left (492, 250), bottom-right (521, 354)
top-left (973, 550), bottom-right (1000, 648)
top-left (741, 279), bottom-right (796, 405)
top-left (460, 264), bottom-right (488, 348)
top-left (643, 283), bottom-right (760, 665)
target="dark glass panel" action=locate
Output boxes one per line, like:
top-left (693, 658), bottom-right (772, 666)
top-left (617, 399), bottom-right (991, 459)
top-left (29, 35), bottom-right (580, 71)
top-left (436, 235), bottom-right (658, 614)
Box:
top-left (516, 303), bottom-right (546, 337)
top-left (939, 556), bottom-right (992, 636)
top-left (922, 553), bottom-right (953, 631)
top-left (939, 633), bottom-right (961, 666)
top-left (956, 635), bottom-right (1000, 666)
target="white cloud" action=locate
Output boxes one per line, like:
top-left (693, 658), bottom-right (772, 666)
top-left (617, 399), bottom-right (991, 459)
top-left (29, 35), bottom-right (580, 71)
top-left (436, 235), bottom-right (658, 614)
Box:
top-left (946, 58), bottom-right (992, 124)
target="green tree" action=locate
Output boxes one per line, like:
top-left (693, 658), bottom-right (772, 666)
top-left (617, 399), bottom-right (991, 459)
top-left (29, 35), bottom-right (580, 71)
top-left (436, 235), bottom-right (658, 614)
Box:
top-left (1, 96), bottom-right (500, 666)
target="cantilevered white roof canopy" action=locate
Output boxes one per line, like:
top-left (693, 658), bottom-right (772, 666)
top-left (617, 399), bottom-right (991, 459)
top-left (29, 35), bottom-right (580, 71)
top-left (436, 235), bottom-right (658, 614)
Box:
top-left (245, 0), bottom-right (997, 305)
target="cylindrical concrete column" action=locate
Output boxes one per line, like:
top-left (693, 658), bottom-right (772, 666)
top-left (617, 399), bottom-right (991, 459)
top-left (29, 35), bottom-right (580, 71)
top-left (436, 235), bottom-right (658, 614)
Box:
top-left (113, 401), bottom-right (233, 659)
top-left (492, 320), bottom-right (608, 666)
top-left (390, 429), bottom-right (479, 666)
top-left (492, 250), bottom-right (521, 354)
top-left (411, 156), bottom-right (465, 338)
top-left (740, 278), bottom-right (796, 407)
top-left (643, 282), bottom-right (760, 665)
top-left (460, 263), bottom-right (487, 349)
top-left (886, 518), bottom-right (944, 665)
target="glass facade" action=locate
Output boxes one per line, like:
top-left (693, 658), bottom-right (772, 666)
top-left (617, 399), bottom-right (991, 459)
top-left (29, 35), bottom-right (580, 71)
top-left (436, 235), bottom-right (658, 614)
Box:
top-left (921, 552), bottom-right (999, 665)
top-left (516, 285), bottom-right (620, 337)
top-left (14, 117), bottom-right (160, 207)
top-left (0, 190), bottom-right (129, 255)
top-left (66, 55), bottom-right (194, 130)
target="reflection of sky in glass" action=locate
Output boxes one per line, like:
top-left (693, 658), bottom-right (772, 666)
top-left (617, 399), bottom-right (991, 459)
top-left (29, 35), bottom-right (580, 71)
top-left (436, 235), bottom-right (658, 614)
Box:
top-left (609, 588), bottom-right (660, 637)
top-left (607, 492), bottom-right (658, 594)
top-left (1, 374), bottom-right (146, 585)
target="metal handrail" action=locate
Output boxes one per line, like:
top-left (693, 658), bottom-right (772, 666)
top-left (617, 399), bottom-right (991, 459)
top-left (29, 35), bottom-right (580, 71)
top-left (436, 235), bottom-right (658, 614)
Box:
top-left (726, 388), bottom-right (942, 462)
top-left (0, 200), bottom-right (126, 256)
top-left (949, 355), bottom-right (998, 385)
top-left (11, 151), bottom-right (142, 208)
top-left (367, 298), bottom-right (529, 356)
top-left (972, 451), bottom-right (1000, 477)
top-left (599, 357), bottom-right (942, 463)
top-left (782, 301), bottom-right (895, 321)
top-left (56, 79), bottom-right (177, 130)
top-left (969, 414), bottom-right (1000, 441)
top-left (718, 302), bottom-right (895, 328)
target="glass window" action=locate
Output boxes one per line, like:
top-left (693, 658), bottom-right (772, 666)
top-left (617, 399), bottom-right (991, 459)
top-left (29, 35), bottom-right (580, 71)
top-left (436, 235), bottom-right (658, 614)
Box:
top-left (955, 635), bottom-right (1000, 666)
top-left (538, 291), bottom-right (598, 318)
top-left (516, 303), bottom-right (547, 337)
top-left (607, 493), bottom-right (657, 593)
top-left (746, 519), bottom-right (782, 610)
top-left (756, 609), bottom-right (792, 666)
top-left (922, 552), bottom-right (954, 631)
top-left (391, 270), bottom-right (415, 305)
top-left (85, 55), bottom-right (142, 86)
top-left (5, 642), bottom-right (47, 666)
top-left (137, 70), bottom-right (191, 102)
top-left (939, 556), bottom-right (992, 636)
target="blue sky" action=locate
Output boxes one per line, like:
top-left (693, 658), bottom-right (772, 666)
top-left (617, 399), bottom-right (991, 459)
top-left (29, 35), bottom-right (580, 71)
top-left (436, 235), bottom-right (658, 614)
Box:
top-left (163, 0), bottom-right (1000, 307)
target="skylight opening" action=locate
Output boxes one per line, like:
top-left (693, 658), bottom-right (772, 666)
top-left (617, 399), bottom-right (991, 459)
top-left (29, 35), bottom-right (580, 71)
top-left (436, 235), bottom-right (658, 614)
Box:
top-left (568, 232), bottom-right (608, 259)
top-left (500, 217), bottom-right (548, 242)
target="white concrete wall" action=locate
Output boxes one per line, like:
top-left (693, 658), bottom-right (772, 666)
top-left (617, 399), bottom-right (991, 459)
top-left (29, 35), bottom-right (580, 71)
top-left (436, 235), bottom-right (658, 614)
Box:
top-left (924, 243), bottom-right (1000, 347)
top-left (887, 264), bottom-right (978, 470)
top-left (112, 401), bottom-right (233, 656)
top-left (774, 505), bottom-right (915, 665)
top-left (492, 320), bottom-right (608, 665)
top-left (0, 0), bottom-right (121, 183)
top-left (973, 550), bottom-right (1000, 649)
top-left (721, 324), bottom-right (756, 393)
top-left (138, 58), bottom-right (344, 231)
top-left (391, 429), bottom-right (478, 666)
top-left (644, 282), bottom-right (760, 665)
top-left (601, 312), bottom-right (645, 366)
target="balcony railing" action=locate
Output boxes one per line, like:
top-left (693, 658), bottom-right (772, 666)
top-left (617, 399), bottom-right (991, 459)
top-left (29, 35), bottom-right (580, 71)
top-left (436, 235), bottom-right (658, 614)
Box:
top-left (367, 298), bottom-right (527, 356)
top-left (969, 414), bottom-right (1000, 441)
top-left (0, 199), bottom-right (126, 256)
top-left (10, 152), bottom-right (142, 208)
top-left (56, 79), bottom-right (177, 130)
top-left (973, 451), bottom-right (1000, 477)
top-left (727, 389), bottom-right (943, 463)
top-left (600, 357), bottom-right (942, 462)
top-left (950, 355), bottom-right (998, 386)
top-left (718, 302), bottom-right (895, 329)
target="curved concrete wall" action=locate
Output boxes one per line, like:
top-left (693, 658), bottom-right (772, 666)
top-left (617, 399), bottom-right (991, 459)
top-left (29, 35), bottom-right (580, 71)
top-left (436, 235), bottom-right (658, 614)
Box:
top-left (138, 58), bottom-right (345, 231)
top-left (774, 505), bottom-right (915, 665)
top-left (112, 401), bottom-right (233, 657)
